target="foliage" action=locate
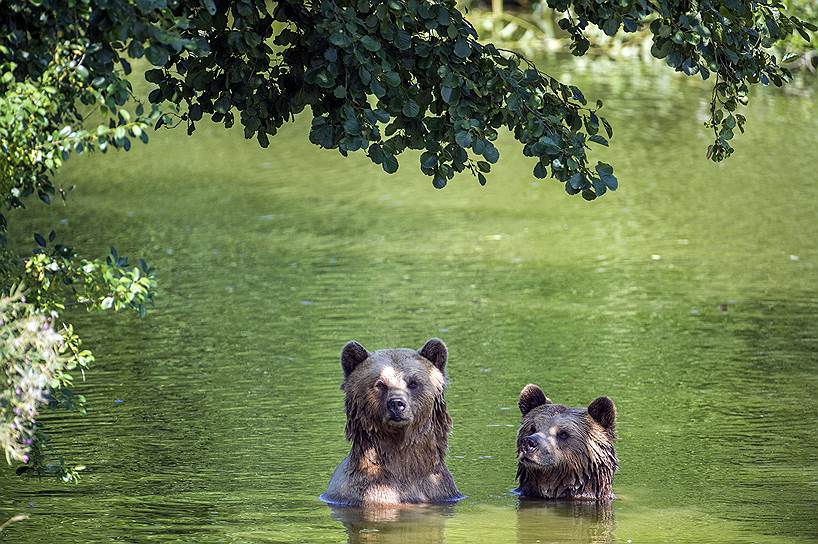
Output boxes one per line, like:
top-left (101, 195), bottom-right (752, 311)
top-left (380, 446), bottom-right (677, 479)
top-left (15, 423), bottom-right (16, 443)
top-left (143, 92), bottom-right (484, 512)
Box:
top-left (780, 0), bottom-right (818, 68)
top-left (0, 244), bottom-right (154, 469)
top-left (1, 1), bottom-right (158, 471)
top-left (0, 0), bottom-right (812, 476)
top-left (0, 286), bottom-right (91, 480)
top-left (0, 41), bottom-right (157, 209)
top-left (526, 0), bottom-right (815, 161)
top-left (2, 0), bottom-right (813, 196)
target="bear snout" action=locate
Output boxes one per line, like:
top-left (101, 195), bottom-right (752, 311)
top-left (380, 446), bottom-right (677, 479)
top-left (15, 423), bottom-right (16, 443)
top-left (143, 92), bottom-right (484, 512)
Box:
top-left (386, 395), bottom-right (409, 421)
top-left (521, 435), bottom-right (539, 454)
top-left (519, 432), bottom-right (554, 467)
top-left (387, 397), bottom-right (406, 413)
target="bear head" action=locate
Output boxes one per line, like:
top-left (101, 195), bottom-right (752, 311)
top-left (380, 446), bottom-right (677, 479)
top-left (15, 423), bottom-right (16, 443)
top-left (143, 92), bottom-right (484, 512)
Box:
top-left (340, 338), bottom-right (450, 439)
top-left (516, 384), bottom-right (618, 501)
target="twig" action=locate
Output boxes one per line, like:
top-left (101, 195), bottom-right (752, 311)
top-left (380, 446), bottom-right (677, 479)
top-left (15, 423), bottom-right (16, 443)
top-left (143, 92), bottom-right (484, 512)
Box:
top-left (0, 514), bottom-right (29, 532)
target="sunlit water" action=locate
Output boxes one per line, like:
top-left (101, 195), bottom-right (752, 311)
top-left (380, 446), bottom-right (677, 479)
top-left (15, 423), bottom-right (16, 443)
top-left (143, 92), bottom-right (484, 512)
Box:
top-left (1, 57), bottom-right (817, 543)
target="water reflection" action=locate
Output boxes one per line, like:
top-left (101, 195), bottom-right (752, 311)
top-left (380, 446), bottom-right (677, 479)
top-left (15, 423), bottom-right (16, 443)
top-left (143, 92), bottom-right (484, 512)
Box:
top-left (328, 504), bottom-right (452, 544)
top-left (516, 500), bottom-right (614, 544)
top-left (327, 499), bottom-right (614, 544)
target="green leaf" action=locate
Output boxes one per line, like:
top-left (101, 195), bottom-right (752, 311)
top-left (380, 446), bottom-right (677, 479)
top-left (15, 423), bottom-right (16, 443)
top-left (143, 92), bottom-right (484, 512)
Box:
top-left (592, 178), bottom-right (607, 197)
top-left (372, 109), bottom-right (390, 123)
top-left (601, 118), bottom-right (613, 138)
top-left (402, 99), bottom-right (420, 118)
top-left (145, 46), bottom-right (169, 67)
top-left (257, 131), bottom-right (269, 148)
top-left (453, 38), bottom-right (471, 58)
top-left (369, 144), bottom-right (384, 164)
top-left (395, 30), bottom-right (412, 51)
top-left (215, 95), bottom-right (230, 114)
top-left (145, 69), bottom-right (164, 83)
top-left (384, 71), bottom-right (401, 87)
top-left (595, 162), bottom-right (618, 190)
top-left (343, 116), bottom-right (361, 136)
top-left (595, 162), bottom-right (614, 176)
top-left (360, 36), bottom-right (381, 52)
top-left (602, 19), bottom-right (619, 37)
top-left (482, 142), bottom-right (499, 164)
top-left (369, 79), bottom-right (386, 98)
top-left (420, 151), bottom-right (437, 170)
top-left (382, 154), bottom-right (399, 173)
top-left (329, 30), bottom-right (352, 47)
top-left (455, 130), bottom-right (472, 147)
top-left (189, 104), bottom-right (202, 121)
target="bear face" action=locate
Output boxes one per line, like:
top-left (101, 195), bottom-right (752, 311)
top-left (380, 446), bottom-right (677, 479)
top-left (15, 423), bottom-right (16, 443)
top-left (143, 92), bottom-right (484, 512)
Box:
top-left (516, 384), bottom-right (617, 502)
top-left (322, 339), bottom-right (461, 506)
top-left (341, 340), bottom-right (448, 435)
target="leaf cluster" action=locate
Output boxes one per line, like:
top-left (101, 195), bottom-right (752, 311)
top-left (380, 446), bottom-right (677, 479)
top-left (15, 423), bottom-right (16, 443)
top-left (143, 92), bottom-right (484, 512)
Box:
top-left (534, 0), bottom-right (815, 160)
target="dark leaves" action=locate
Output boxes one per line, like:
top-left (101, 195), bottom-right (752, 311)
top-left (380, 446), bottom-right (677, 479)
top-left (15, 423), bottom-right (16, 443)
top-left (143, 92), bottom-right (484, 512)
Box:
top-left (10, 0), bottom-right (808, 205)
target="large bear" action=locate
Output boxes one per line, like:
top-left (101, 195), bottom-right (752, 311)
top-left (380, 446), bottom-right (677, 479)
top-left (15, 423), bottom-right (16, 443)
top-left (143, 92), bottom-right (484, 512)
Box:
top-left (515, 384), bottom-right (618, 501)
top-left (321, 338), bottom-right (462, 506)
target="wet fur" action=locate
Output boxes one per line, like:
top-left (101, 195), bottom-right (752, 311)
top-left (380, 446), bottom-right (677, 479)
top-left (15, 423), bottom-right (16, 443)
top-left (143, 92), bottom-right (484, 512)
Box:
top-left (323, 341), bottom-right (461, 506)
top-left (516, 386), bottom-right (618, 502)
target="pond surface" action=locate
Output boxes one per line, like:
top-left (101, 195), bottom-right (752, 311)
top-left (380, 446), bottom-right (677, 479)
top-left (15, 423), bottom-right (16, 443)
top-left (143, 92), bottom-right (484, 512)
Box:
top-left (1, 57), bottom-right (817, 543)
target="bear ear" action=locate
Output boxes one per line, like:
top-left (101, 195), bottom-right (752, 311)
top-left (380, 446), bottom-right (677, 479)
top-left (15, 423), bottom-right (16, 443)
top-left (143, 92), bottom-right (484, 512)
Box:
top-left (341, 341), bottom-right (370, 378)
top-left (418, 338), bottom-right (448, 372)
top-left (588, 396), bottom-right (616, 430)
top-left (519, 384), bottom-right (551, 415)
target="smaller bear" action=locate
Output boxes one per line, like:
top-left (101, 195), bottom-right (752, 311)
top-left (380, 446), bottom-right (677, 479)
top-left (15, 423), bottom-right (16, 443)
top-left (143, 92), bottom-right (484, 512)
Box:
top-left (515, 384), bottom-right (617, 501)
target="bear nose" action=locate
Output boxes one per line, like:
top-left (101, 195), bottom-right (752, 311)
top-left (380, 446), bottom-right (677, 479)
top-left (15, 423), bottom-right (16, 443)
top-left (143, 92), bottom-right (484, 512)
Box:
top-left (522, 435), bottom-right (538, 454)
top-left (387, 397), bottom-right (406, 413)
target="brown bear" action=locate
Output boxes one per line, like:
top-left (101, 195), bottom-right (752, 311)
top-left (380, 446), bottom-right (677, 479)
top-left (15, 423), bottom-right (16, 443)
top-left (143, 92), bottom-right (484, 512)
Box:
top-left (321, 338), bottom-right (463, 506)
top-left (515, 384), bottom-right (617, 502)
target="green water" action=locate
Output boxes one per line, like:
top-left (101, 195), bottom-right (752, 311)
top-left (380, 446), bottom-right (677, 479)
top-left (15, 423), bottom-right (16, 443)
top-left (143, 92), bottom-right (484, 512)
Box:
top-left (1, 58), bottom-right (817, 543)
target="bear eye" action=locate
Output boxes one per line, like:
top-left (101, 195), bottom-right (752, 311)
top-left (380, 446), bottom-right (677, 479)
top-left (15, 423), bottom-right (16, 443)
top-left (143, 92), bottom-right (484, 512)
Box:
top-left (557, 430), bottom-right (570, 440)
top-left (375, 380), bottom-right (387, 391)
top-left (406, 380), bottom-right (419, 390)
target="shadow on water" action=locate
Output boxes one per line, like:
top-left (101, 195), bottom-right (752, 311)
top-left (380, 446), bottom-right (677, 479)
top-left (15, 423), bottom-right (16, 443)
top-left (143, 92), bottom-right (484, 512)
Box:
top-left (516, 500), bottom-right (614, 544)
top-left (328, 503), bottom-right (453, 544)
